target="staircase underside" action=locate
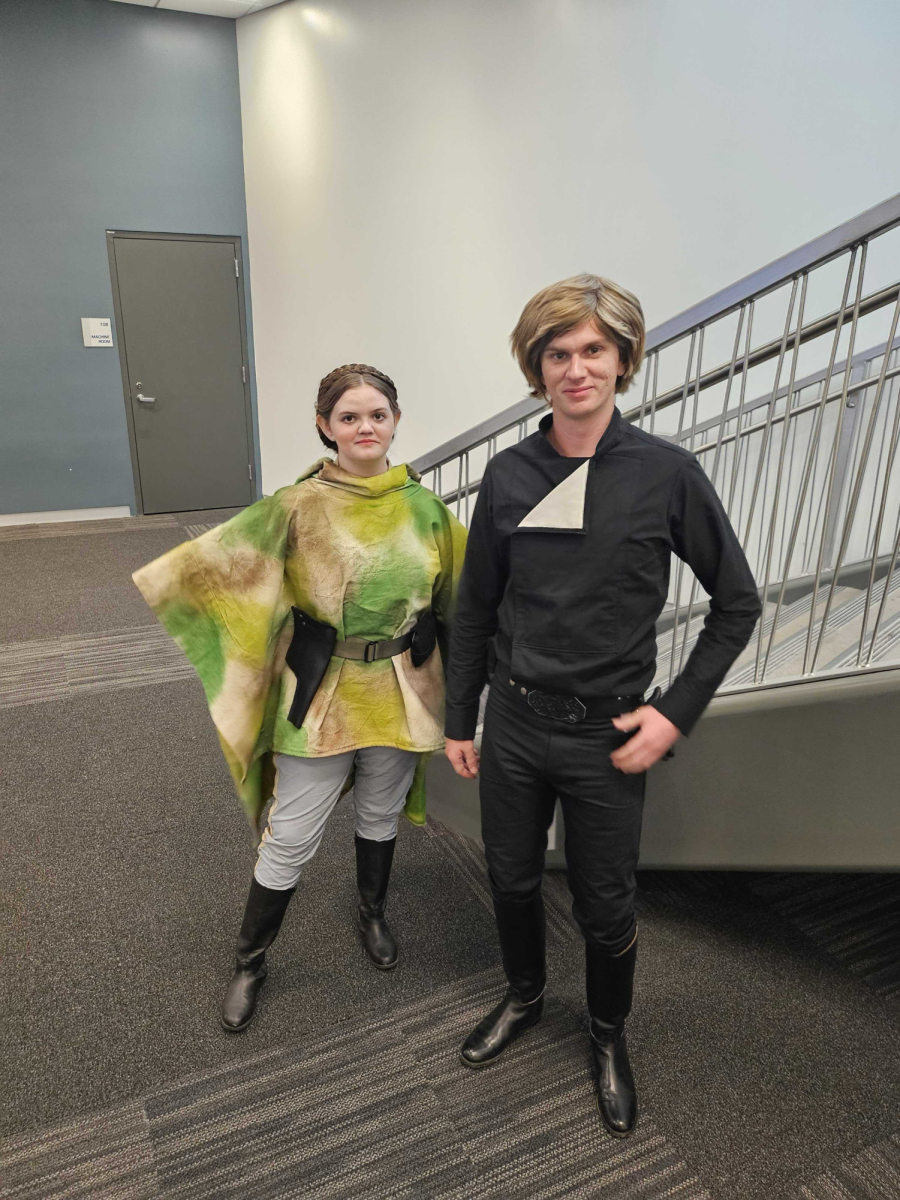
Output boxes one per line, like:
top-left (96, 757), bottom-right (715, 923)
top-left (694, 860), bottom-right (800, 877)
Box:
top-left (427, 662), bottom-right (900, 871)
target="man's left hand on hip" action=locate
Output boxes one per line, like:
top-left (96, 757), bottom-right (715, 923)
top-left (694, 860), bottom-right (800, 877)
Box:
top-left (610, 705), bottom-right (680, 773)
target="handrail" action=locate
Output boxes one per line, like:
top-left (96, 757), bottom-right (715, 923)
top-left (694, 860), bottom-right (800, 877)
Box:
top-left (413, 280), bottom-right (900, 475)
top-left (713, 659), bottom-right (900, 701)
top-left (688, 363), bottom-right (900, 458)
top-left (412, 396), bottom-right (545, 475)
top-left (423, 341), bottom-right (900, 508)
top-left (627, 282), bottom-right (900, 421)
top-left (646, 192), bottom-right (900, 352)
top-left (412, 193), bottom-right (900, 691)
top-left (667, 335), bottom-right (900, 443)
top-left (413, 193), bottom-right (900, 475)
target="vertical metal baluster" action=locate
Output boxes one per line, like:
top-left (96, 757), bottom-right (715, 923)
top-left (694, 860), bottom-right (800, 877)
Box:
top-left (803, 413), bottom-right (827, 573)
top-left (677, 329), bottom-right (707, 671)
top-left (764, 248), bottom-right (858, 671)
top-left (677, 309), bottom-right (746, 678)
top-left (677, 555), bottom-right (699, 674)
top-left (818, 294), bottom-right (900, 669)
top-left (781, 400), bottom-right (800, 575)
top-left (861, 342), bottom-right (900, 664)
top-left (464, 451), bottom-right (471, 524)
top-left (649, 353), bottom-right (659, 435)
top-left (709, 306), bottom-right (746, 491)
top-left (675, 332), bottom-right (697, 444)
top-left (688, 327), bottom-right (704, 450)
top-left (736, 438), bottom-right (748, 555)
top-left (864, 373), bottom-right (891, 558)
top-left (668, 556), bottom-right (685, 687)
top-left (865, 516), bottom-right (900, 667)
top-left (638, 353), bottom-right (652, 429)
top-left (726, 301), bottom-right (755, 519)
top-left (740, 277), bottom-right (799, 550)
top-left (436, 464), bottom-right (442, 501)
top-left (722, 438), bottom-right (735, 509)
top-left (672, 554), bottom-right (681, 681)
top-left (761, 411), bottom-right (774, 543)
top-left (825, 361), bottom-right (867, 565)
top-left (455, 455), bottom-right (463, 520)
top-left (757, 274), bottom-right (808, 681)
top-left (808, 241), bottom-right (868, 673)
top-left (664, 332), bottom-right (697, 678)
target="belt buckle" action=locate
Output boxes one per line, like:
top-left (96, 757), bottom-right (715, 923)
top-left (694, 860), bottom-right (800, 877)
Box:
top-left (526, 688), bottom-right (586, 724)
top-left (363, 641), bottom-right (379, 663)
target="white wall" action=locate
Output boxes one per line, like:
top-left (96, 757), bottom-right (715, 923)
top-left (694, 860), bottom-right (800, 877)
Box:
top-left (236, 0), bottom-right (900, 492)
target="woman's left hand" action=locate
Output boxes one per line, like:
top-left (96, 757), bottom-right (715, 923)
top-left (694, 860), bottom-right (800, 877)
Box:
top-left (610, 705), bottom-right (680, 774)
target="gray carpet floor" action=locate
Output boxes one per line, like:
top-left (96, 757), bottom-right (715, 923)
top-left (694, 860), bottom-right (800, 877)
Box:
top-left (1, 512), bottom-right (899, 1199)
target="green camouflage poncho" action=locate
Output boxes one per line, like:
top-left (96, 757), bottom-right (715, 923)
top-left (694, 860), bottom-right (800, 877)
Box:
top-left (133, 459), bottom-right (467, 833)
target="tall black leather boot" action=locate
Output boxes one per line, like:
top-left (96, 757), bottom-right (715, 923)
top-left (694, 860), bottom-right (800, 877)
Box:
top-left (586, 936), bottom-right (638, 1137)
top-left (355, 834), bottom-right (399, 970)
top-left (221, 876), bottom-right (296, 1032)
top-left (459, 891), bottom-right (546, 1068)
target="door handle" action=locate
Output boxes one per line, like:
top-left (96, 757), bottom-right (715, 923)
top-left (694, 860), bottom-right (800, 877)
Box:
top-left (136, 393), bottom-right (156, 403)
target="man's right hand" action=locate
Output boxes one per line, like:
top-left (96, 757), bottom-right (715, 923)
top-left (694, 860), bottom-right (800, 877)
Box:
top-left (445, 738), bottom-right (480, 779)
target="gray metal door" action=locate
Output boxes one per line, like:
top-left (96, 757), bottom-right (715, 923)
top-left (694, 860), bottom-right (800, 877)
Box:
top-left (109, 234), bottom-right (254, 514)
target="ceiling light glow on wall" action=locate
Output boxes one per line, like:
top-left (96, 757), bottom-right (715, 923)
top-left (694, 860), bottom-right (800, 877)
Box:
top-left (299, 7), bottom-right (342, 37)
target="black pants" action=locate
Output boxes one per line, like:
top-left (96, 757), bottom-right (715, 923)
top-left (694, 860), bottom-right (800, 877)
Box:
top-left (479, 675), bottom-right (646, 956)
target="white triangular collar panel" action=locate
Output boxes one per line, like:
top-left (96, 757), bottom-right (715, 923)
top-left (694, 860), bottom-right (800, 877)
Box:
top-left (517, 460), bottom-right (590, 530)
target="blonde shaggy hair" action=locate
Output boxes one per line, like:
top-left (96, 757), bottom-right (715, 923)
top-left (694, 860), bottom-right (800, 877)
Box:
top-left (510, 274), bottom-right (645, 399)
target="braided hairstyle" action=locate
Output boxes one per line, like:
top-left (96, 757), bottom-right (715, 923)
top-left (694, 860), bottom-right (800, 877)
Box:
top-left (315, 363), bottom-right (400, 451)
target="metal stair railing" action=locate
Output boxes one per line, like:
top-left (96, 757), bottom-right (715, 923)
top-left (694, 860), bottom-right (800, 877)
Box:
top-left (412, 192), bottom-right (900, 691)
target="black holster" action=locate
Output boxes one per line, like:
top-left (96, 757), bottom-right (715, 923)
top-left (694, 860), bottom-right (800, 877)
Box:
top-left (409, 609), bottom-right (437, 668)
top-left (285, 607), bottom-right (336, 729)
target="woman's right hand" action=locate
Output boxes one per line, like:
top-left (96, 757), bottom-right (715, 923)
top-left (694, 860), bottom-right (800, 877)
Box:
top-left (445, 738), bottom-right (480, 779)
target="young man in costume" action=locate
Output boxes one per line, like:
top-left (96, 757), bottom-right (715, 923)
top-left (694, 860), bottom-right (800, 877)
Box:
top-left (444, 276), bottom-right (761, 1137)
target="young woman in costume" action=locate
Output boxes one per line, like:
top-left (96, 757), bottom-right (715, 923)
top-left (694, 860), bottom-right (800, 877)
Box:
top-left (133, 365), bottom-right (467, 1031)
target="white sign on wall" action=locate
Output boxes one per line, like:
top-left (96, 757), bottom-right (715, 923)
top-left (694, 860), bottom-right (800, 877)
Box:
top-left (81, 317), bottom-right (113, 347)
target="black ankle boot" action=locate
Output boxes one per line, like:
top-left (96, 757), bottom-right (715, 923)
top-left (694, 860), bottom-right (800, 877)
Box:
top-left (460, 988), bottom-right (544, 1067)
top-left (459, 890), bottom-right (546, 1068)
top-left (221, 876), bottom-right (295, 1032)
top-left (586, 937), bottom-right (638, 1137)
top-left (355, 834), bottom-right (398, 970)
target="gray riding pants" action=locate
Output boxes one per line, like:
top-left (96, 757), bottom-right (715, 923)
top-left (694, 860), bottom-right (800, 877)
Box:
top-left (254, 747), bottom-right (419, 891)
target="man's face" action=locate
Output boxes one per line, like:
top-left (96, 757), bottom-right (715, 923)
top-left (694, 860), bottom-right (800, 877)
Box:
top-left (540, 319), bottom-right (625, 420)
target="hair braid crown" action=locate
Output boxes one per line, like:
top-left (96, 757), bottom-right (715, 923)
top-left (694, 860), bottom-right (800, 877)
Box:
top-left (316, 363), bottom-right (396, 404)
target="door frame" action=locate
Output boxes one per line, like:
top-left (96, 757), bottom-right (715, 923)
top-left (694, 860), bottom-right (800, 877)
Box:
top-left (106, 229), bottom-right (258, 516)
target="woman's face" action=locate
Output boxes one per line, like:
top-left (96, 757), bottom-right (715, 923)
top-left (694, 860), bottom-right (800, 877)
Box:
top-left (318, 384), bottom-right (400, 476)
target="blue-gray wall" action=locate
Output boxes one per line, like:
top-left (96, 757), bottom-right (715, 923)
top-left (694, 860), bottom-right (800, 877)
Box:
top-left (0, 0), bottom-right (257, 515)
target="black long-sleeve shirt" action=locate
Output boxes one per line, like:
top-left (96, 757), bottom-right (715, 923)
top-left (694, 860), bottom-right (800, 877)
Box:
top-left (444, 407), bottom-right (762, 740)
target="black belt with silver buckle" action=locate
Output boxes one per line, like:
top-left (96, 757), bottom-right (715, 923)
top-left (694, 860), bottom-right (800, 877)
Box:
top-left (500, 668), bottom-right (643, 724)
